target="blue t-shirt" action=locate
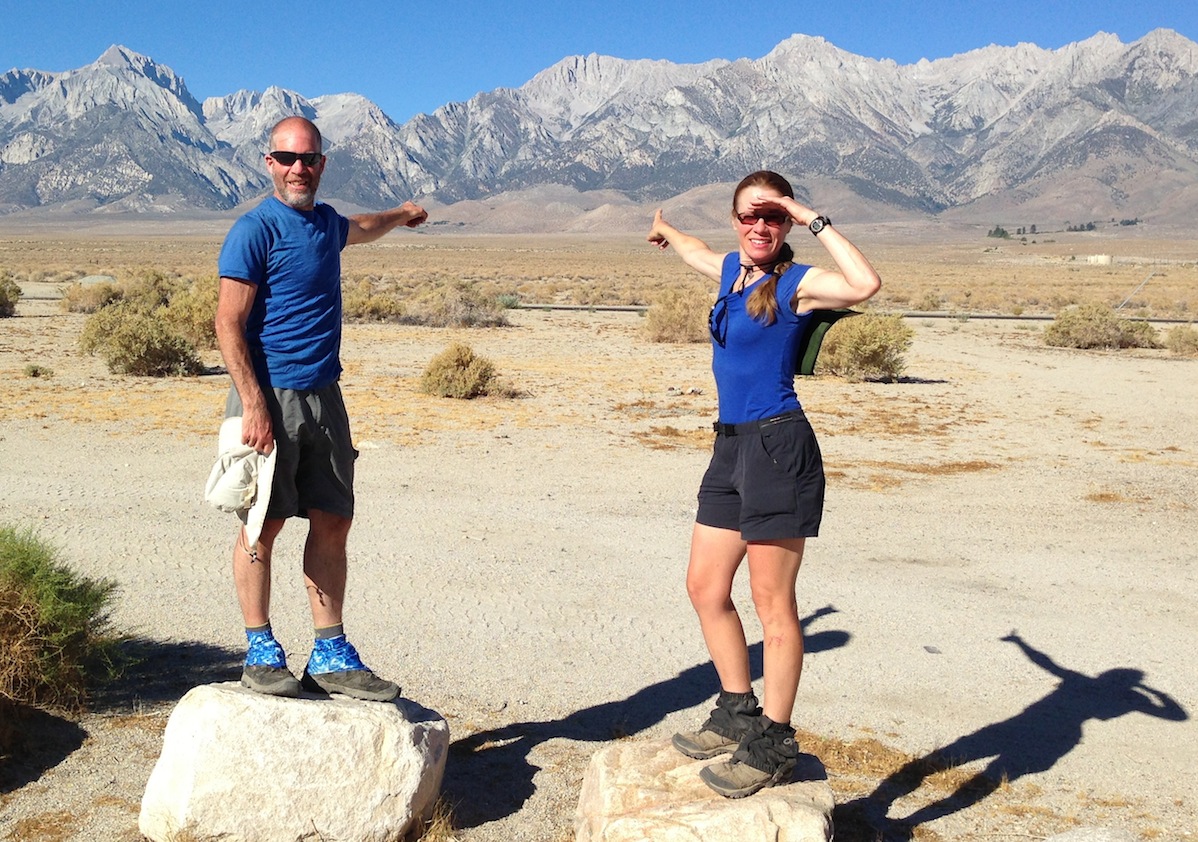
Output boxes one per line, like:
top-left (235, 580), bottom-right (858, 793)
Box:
top-left (711, 252), bottom-right (814, 424)
top-left (218, 196), bottom-right (350, 390)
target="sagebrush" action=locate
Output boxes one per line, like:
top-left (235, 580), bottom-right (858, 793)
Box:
top-left (643, 286), bottom-right (710, 343)
top-left (1043, 302), bottom-right (1160, 350)
top-left (420, 343), bottom-right (498, 399)
top-left (818, 312), bottom-right (913, 381)
top-left (0, 271), bottom-right (20, 317)
top-left (62, 280), bottom-right (124, 313)
top-left (77, 270), bottom-right (212, 376)
top-left (343, 278), bottom-right (406, 322)
top-left (163, 276), bottom-right (220, 350)
top-left (80, 301), bottom-right (204, 376)
top-left (420, 343), bottom-right (506, 399)
top-left (404, 280), bottom-right (510, 328)
top-left (1165, 324), bottom-right (1198, 357)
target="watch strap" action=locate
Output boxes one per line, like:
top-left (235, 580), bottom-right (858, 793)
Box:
top-left (809, 215), bottom-right (832, 235)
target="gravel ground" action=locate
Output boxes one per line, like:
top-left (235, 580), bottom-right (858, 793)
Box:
top-left (1, 304), bottom-right (1196, 841)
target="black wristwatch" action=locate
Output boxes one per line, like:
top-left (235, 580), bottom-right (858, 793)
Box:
top-left (808, 216), bottom-right (831, 235)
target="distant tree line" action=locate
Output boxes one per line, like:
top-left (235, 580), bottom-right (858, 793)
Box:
top-left (988, 217), bottom-right (1141, 239)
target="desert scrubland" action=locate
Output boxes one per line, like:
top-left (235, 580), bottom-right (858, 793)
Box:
top-left (1, 224), bottom-right (1196, 841)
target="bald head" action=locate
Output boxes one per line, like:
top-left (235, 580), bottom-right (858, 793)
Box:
top-left (270, 116), bottom-right (322, 152)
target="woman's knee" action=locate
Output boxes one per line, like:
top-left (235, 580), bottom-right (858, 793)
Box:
top-left (686, 572), bottom-right (733, 613)
top-left (749, 584), bottom-right (798, 625)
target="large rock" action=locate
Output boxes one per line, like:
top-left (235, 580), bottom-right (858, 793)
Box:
top-left (575, 738), bottom-right (834, 841)
top-left (139, 682), bottom-right (448, 842)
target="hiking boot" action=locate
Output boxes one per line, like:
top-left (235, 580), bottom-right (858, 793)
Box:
top-left (700, 716), bottom-right (799, 798)
top-left (301, 667), bottom-right (399, 702)
top-left (241, 626), bottom-right (301, 697)
top-left (672, 690), bottom-right (762, 760)
top-left (241, 664), bottom-right (302, 697)
top-left (302, 634), bottom-right (399, 702)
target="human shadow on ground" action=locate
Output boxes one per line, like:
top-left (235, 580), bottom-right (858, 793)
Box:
top-left (441, 604), bottom-right (850, 829)
top-left (834, 631), bottom-right (1189, 841)
top-left (0, 637), bottom-right (241, 795)
top-left (92, 636), bottom-right (244, 711)
top-left (0, 705), bottom-right (87, 794)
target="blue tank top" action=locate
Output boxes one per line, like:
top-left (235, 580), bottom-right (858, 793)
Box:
top-left (711, 252), bottom-right (814, 424)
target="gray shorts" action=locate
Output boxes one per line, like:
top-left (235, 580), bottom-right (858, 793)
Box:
top-left (696, 410), bottom-right (824, 540)
top-left (224, 382), bottom-right (357, 520)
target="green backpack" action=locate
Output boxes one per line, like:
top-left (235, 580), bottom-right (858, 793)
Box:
top-left (797, 309), bottom-right (860, 376)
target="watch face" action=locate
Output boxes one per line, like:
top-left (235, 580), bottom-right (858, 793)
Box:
top-left (810, 218), bottom-right (825, 234)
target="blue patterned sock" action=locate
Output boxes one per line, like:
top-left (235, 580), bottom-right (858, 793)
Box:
top-left (307, 634), bottom-right (367, 674)
top-left (245, 626), bottom-right (287, 669)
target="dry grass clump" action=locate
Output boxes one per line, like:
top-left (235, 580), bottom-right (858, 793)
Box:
top-left (1164, 324), bottom-right (1198, 357)
top-left (643, 286), bottom-right (710, 343)
top-left (818, 313), bottom-right (913, 381)
top-left (419, 343), bottom-right (498, 399)
top-left (417, 798), bottom-right (457, 841)
top-left (0, 525), bottom-right (122, 718)
top-left (1043, 302), bottom-right (1160, 350)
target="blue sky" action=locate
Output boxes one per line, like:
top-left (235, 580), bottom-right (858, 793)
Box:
top-left (3, 0), bottom-right (1195, 125)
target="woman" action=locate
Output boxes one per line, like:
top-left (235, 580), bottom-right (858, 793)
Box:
top-left (647, 170), bottom-right (881, 798)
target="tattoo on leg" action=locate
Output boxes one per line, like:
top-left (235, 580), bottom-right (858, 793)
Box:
top-left (238, 528), bottom-right (260, 564)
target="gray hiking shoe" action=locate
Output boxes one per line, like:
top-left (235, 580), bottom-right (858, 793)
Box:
top-left (672, 689), bottom-right (762, 760)
top-left (700, 717), bottom-right (799, 798)
top-left (673, 727), bottom-right (740, 759)
top-left (241, 664), bottom-right (302, 698)
top-left (301, 667), bottom-right (400, 702)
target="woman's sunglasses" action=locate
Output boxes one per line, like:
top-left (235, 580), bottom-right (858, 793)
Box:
top-left (735, 212), bottom-right (790, 228)
top-left (709, 295), bottom-right (731, 348)
top-left (269, 151), bottom-right (324, 167)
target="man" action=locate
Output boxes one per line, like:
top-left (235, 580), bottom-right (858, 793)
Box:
top-left (215, 116), bottom-right (427, 701)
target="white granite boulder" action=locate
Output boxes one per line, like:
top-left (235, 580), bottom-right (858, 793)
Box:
top-left (575, 738), bottom-right (834, 841)
top-left (139, 682), bottom-right (448, 842)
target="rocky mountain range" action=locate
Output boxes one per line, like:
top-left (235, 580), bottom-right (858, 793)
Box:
top-left (1, 31), bottom-right (1197, 230)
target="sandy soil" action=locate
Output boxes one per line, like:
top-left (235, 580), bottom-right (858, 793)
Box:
top-left (0, 293), bottom-right (1196, 841)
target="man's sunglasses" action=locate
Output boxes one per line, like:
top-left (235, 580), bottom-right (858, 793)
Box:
top-left (269, 151), bottom-right (324, 167)
top-left (736, 211), bottom-right (790, 228)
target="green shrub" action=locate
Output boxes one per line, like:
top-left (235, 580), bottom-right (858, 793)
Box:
top-left (420, 343), bottom-right (496, 399)
top-left (1165, 324), bottom-right (1198, 357)
top-left (1043, 303), bottom-right (1160, 349)
top-left (61, 280), bottom-right (124, 314)
top-left (79, 301), bottom-right (203, 376)
top-left (0, 526), bottom-right (122, 713)
top-left (0, 272), bottom-right (21, 317)
top-left (23, 364), bottom-right (53, 379)
top-left (644, 287), bottom-right (710, 343)
top-left (818, 313), bottom-right (913, 381)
